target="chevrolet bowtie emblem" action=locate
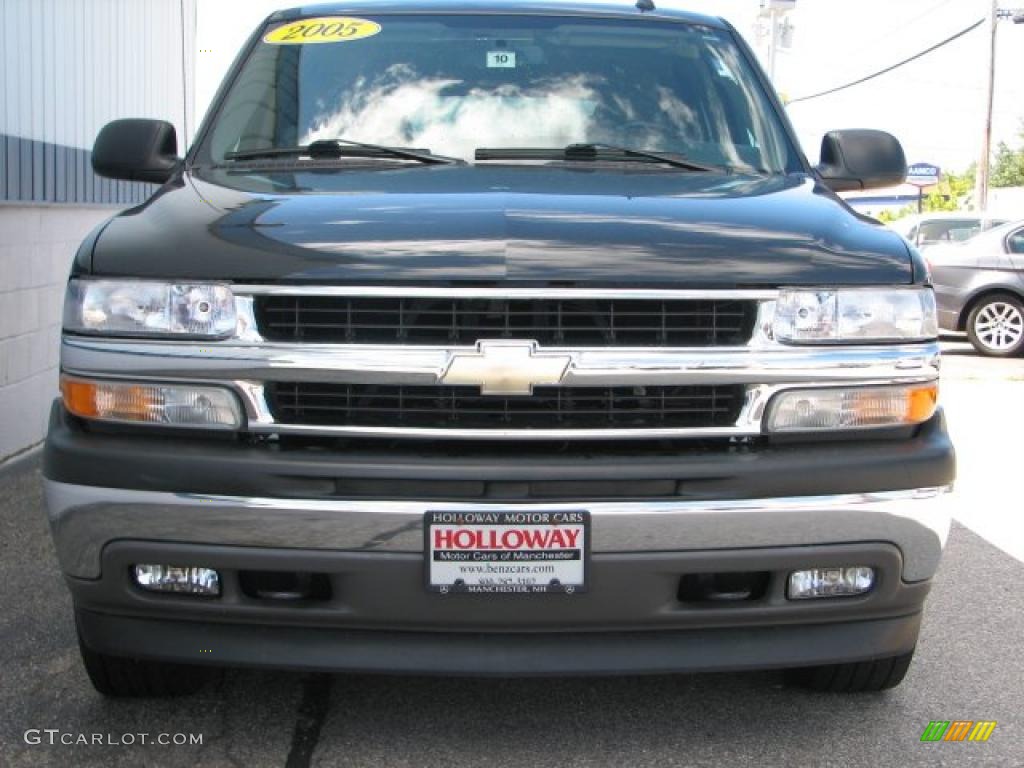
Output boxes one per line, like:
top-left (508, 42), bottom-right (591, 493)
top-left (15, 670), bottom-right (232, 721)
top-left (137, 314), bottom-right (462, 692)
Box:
top-left (441, 341), bottom-right (572, 396)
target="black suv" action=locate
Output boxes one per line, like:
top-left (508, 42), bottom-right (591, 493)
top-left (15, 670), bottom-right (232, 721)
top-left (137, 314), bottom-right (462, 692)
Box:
top-left (45, 1), bottom-right (955, 697)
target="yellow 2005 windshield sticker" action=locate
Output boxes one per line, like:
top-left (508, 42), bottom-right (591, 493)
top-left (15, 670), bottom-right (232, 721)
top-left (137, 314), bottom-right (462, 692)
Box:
top-left (264, 17), bottom-right (381, 45)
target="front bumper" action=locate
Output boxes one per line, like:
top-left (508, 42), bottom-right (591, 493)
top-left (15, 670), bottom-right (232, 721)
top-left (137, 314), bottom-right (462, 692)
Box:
top-left (69, 539), bottom-right (930, 674)
top-left (76, 610), bottom-right (924, 677)
top-left (48, 480), bottom-right (952, 583)
top-left (45, 401), bottom-right (955, 582)
top-left (46, 401), bottom-right (954, 674)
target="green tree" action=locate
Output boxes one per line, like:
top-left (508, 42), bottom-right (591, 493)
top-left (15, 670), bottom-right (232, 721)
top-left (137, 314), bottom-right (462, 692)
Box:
top-left (990, 130), bottom-right (1024, 188)
top-left (922, 167), bottom-right (975, 212)
top-left (877, 206), bottom-right (914, 224)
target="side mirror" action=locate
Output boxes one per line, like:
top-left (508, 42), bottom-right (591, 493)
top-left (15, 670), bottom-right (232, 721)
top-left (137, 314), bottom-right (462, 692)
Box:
top-left (816, 129), bottom-right (906, 193)
top-left (92, 119), bottom-right (179, 184)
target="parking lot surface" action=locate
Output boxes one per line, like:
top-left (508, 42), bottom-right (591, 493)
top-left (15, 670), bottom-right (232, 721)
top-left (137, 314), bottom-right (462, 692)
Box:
top-left (1, 339), bottom-right (1021, 768)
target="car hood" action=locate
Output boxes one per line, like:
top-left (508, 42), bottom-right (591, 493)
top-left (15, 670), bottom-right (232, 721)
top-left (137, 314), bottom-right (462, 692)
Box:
top-left (86, 165), bottom-right (914, 286)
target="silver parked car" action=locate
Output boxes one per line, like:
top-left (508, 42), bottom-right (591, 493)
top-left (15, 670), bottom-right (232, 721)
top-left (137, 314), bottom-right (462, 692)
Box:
top-left (930, 220), bottom-right (1024, 356)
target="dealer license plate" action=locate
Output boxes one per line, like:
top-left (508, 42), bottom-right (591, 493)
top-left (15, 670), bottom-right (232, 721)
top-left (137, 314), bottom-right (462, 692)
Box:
top-left (425, 510), bottom-right (589, 594)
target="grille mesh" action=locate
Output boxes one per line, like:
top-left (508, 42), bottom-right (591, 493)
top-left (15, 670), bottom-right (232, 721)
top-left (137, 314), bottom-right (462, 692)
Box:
top-left (266, 383), bottom-right (746, 431)
top-left (255, 296), bottom-right (757, 347)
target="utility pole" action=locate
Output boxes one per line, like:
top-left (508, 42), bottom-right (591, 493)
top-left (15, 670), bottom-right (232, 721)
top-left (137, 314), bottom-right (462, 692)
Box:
top-left (758, 1), bottom-right (796, 81)
top-left (977, 6), bottom-right (1024, 212)
top-left (766, 6), bottom-right (778, 79)
top-left (976, 0), bottom-right (998, 213)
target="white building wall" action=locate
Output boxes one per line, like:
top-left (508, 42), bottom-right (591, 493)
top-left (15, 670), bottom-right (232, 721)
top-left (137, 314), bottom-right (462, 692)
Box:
top-left (0, 0), bottom-right (196, 462)
top-left (2, 0), bottom-right (197, 170)
top-left (0, 205), bottom-right (115, 460)
top-left (988, 187), bottom-right (1024, 220)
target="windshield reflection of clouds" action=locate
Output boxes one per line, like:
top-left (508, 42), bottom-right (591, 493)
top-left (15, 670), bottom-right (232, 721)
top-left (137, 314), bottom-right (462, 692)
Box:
top-left (299, 62), bottom-right (779, 171)
top-left (302, 65), bottom-right (606, 157)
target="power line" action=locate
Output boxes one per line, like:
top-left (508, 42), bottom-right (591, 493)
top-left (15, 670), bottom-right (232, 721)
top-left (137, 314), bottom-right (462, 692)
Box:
top-left (838, 0), bottom-right (959, 59)
top-left (787, 18), bottom-right (984, 105)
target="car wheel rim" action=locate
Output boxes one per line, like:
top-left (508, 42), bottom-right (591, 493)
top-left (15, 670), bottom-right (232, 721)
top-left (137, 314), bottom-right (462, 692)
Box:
top-left (975, 302), bottom-right (1024, 351)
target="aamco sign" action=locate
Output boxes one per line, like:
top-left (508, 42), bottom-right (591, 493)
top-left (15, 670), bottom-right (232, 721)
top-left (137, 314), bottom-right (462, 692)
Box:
top-left (906, 163), bottom-right (941, 187)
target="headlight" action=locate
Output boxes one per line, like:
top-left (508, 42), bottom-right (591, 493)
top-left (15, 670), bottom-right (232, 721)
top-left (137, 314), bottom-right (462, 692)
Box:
top-left (63, 279), bottom-right (236, 338)
top-left (773, 287), bottom-right (937, 344)
top-left (61, 376), bottom-right (243, 429)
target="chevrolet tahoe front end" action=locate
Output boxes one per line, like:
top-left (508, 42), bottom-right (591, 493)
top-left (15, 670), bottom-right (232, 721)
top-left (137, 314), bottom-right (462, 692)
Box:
top-left (43, 1), bottom-right (955, 697)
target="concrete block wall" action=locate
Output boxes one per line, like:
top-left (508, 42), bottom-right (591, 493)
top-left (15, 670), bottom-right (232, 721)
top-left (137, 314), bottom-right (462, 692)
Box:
top-left (0, 205), bottom-right (118, 461)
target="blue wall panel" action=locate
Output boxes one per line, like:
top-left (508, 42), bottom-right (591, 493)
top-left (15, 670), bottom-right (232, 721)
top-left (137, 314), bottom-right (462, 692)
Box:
top-left (0, 133), bottom-right (155, 204)
top-left (0, 0), bottom-right (196, 206)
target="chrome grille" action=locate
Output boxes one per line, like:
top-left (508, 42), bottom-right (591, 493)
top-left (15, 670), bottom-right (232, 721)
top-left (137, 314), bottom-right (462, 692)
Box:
top-left (267, 383), bottom-right (746, 431)
top-left (254, 296), bottom-right (758, 347)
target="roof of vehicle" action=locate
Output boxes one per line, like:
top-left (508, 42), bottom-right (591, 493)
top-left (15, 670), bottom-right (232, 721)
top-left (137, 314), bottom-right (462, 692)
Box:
top-left (966, 218), bottom-right (1024, 242)
top-left (926, 219), bottom-right (1024, 262)
top-left (270, 0), bottom-right (727, 29)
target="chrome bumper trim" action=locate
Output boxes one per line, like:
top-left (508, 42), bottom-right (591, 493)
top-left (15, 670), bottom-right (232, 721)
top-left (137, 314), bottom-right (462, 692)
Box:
top-left (45, 482), bottom-right (953, 581)
top-left (61, 336), bottom-right (941, 439)
top-left (60, 337), bottom-right (941, 386)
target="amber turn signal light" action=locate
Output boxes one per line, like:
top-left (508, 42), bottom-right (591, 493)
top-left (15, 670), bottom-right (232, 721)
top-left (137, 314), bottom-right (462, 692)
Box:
top-left (60, 376), bottom-right (242, 429)
top-left (767, 383), bottom-right (939, 432)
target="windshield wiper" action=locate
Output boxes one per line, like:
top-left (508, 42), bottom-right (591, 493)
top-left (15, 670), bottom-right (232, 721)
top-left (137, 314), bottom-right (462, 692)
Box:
top-left (475, 143), bottom-right (721, 172)
top-left (224, 139), bottom-right (462, 165)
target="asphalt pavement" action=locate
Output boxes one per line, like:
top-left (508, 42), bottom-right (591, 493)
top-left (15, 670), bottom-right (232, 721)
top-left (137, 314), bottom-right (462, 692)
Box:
top-left (1, 339), bottom-right (1021, 768)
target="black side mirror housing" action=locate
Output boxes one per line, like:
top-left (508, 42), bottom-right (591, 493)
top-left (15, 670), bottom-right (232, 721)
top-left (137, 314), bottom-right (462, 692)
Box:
top-left (92, 119), bottom-right (179, 184)
top-left (816, 129), bottom-right (907, 193)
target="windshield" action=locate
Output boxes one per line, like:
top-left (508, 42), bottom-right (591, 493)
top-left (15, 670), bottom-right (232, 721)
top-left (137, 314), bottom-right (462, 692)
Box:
top-left (919, 219), bottom-right (982, 245)
top-left (199, 14), bottom-right (797, 173)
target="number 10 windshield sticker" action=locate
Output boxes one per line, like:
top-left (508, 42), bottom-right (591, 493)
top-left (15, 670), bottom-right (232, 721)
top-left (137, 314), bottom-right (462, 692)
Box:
top-left (264, 17), bottom-right (381, 44)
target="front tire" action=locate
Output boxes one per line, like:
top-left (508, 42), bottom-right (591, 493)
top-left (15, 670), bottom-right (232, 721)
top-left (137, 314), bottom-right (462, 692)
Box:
top-left (785, 649), bottom-right (915, 692)
top-left (77, 627), bottom-right (211, 697)
top-left (966, 293), bottom-right (1024, 357)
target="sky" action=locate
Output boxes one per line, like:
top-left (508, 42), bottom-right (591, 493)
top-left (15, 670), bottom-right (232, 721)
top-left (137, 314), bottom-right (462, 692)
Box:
top-left (194, 0), bottom-right (1024, 174)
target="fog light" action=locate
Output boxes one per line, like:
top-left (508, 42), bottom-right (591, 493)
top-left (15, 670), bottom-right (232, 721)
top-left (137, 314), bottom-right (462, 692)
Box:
top-left (788, 567), bottom-right (874, 599)
top-left (61, 376), bottom-right (242, 429)
top-left (767, 383), bottom-right (937, 432)
top-left (133, 564), bottom-right (221, 596)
